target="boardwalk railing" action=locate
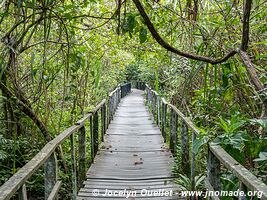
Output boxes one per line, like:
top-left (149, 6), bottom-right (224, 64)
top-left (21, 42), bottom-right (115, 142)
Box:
top-left (0, 83), bottom-right (131, 200)
top-left (145, 84), bottom-right (267, 200)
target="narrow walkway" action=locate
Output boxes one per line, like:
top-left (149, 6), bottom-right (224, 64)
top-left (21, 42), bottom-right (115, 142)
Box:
top-left (77, 89), bottom-right (180, 200)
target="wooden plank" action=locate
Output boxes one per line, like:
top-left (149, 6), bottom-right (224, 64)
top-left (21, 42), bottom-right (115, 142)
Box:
top-left (47, 181), bottom-right (62, 200)
top-left (209, 144), bottom-right (267, 199)
top-left (78, 89), bottom-right (178, 200)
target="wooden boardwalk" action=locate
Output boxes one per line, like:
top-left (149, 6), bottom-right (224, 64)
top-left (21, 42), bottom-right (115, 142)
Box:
top-left (77, 89), bottom-right (180, 200)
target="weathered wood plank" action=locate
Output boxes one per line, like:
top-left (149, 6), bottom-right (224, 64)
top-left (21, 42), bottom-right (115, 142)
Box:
top-left (77, 89), bottom-right (179, 200)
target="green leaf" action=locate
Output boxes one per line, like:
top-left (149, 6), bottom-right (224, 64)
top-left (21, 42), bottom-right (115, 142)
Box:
top-left (250, 119), bottom-right (267, 132)
top-left (139, 27), bottom-right (147, 44)
top-left (193, 136), bottom-right (209, 154)
top-left (253, 152), bottom-right (267, 162)
top-left (127, 14), bottom-right (136, 33)
top-left (64, 13), bottom-right (73, 20)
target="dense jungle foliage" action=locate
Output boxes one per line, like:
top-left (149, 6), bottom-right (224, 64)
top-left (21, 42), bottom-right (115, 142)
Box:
top-left (0, 0), bottom-right (266, 199)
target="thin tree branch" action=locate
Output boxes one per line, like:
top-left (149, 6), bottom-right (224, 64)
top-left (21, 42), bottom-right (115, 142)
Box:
top-left (132, 0), bottom-right (237, 64)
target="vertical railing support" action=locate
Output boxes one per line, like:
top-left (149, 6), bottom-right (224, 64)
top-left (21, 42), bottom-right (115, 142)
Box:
top-left (239, 182), bottom-right (247, 200)
top-left (207, 147), bottom-right (221, 198)
top-left (90, 115), bottom-right (94, 161)
top-left (102, 102), bottom-right (106, 141)
top-left (93, 111), bottom-right (99, 157)
top-left (181, 121), bottom-right (190, 177)
top-left (161, 100), bottom-right (167, 142)
top-left (157, 96), bottom-right (160, 127)
top-left (45, 153), bottom-right (57, 200)
top-left (152, 93), bottom-right (156, 118)
top-left (169, 108), bottom-right (177, 154)
top-left (191, 132), bottom-right (196, 195)
top-left (18, 184), bottom-right (27, 200)
top-left (78, 126), bottom-right (86, 189)
top-left (70, 133), bottom-right (77, 200)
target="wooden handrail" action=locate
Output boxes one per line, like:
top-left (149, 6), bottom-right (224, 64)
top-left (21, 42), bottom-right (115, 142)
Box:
top-left (90, 99), bottom-right (106, 114)
top-left (0, 124), bottom-right (82, 200)
top-left (0, 83), bottom-right (132, 200)
top-left (144, 83), bottom-right (267, 200)
top-left (168, 104), bottom-right (200, 135)
top-left (209, 145), bottom-right (267, 199)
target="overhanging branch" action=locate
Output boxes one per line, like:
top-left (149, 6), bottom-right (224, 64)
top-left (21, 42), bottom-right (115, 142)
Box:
top-left (132, 0), bottom-right (237, 64)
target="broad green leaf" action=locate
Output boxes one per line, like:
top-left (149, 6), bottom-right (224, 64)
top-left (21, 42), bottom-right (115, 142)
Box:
top-left (64, 13), bottom-right (73, 20)
top-left (139, 27), bottom-right (147, 44)
top-left (253, 152), bottom-right (267, 162)
top-left (193, 136), bottom-right (209, 154)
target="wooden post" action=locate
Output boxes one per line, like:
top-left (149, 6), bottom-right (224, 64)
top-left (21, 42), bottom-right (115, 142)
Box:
top-left (93, 111), bottom-right (99, 157)
top-left (239, 182), bottom-right (247, 200)
top-left (161, 101), bottom-right (167, 142)
top-left (152, 93), bottom-right (156, 117)
top-left (102, 103), bottom-right (106, 141)
top-left (90, 115), bottom-right (94, 161)
top-left (45, 153), bottom-right (57, 200)
top-left (169, 109), bottom-right (177, 154)
top-left (70, 133), bottom-right (77, 200)
top-left (207, 147), bottom-right (221, 194)
top-left (108, 96), bottom-right (111, 125)
top-left (18, 184), bottom-right (27, 200)
top-left (181, 121), bottom-right (190, 177)
top-left (78, 126), bottom-right (86, 189)
top-left (111, 96), bottom-right (114, 121)
top-left (157, 96), bottom-right (160, 127)
top-left (191, 132), bottom-right (196, 194)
